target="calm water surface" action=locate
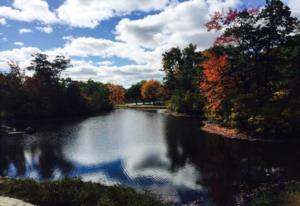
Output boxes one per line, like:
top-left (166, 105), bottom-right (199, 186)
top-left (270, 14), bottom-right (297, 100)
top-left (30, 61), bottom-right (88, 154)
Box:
top-left (1, 109), bottom-right (300, 205)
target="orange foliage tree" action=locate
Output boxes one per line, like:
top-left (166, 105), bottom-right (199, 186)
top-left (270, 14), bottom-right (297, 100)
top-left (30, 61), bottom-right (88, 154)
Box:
top-left (107, 84), bottom-right (125, 105)
top-left (141, 80), bottom-right (163, 104)
top-left (200, 51), bottom-right (233, 113)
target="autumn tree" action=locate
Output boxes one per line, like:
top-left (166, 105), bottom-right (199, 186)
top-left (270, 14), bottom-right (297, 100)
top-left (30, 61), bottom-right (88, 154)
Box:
top-left (206, 0), bottom-right (297, 53)
top-left (206, 0), bottom-right (298, 102)
top-left (204, 0), bottom-right (300, 138)
top-left (107, 84), bottom-right (125, 106)
top-left (141, 80), bottom-right (163, 104)
top-left (200, 50), bottom-right (233, 116)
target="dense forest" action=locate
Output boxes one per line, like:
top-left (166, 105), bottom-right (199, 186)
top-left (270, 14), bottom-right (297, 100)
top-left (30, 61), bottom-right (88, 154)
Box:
top-left (1, 0), bottom-right (299, 139)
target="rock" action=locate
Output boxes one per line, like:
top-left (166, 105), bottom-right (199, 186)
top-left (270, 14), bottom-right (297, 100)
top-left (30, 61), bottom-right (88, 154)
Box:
top-left (0, 196), bottom-right (34, 206)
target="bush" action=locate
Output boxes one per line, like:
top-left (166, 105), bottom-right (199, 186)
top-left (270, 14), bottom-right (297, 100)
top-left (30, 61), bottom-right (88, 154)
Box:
top-left (0, 178), bottom-right (164, 206)
top-left (249, 184), bottom-right (300, 206)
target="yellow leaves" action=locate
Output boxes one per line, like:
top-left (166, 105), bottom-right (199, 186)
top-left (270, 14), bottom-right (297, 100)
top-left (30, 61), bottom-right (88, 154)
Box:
top-left (141, 80), bottom-right (163, 101)
top-left (107, 84), bottom-right (125, 105)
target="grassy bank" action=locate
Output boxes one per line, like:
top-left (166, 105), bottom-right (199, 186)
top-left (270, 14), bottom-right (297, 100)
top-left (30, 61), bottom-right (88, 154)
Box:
top-left (0, 178), bottom-right (164, 206)
top-left (242, 182), bottom-right (300, 206)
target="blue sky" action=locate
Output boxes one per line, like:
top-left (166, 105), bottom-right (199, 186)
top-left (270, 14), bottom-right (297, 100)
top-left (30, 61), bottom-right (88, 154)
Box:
top-left (0, 0), bottom-right (298, 87)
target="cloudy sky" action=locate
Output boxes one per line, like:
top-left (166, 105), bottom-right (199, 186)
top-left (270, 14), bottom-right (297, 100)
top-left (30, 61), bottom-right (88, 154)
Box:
top-left (0, 0), bottom-right (298, 87)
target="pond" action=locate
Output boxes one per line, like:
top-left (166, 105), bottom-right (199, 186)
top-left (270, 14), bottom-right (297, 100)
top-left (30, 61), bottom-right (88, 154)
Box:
top-left (0, 109), bottom-right (300, 205)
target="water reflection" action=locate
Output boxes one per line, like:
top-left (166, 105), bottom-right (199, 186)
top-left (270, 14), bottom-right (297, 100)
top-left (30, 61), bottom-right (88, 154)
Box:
top-left (0, 109), bottom-right (300, 205)
top-left (0, 134), bottom-right (72, 179)
top-left (164, 115), bottom-right (300, 205)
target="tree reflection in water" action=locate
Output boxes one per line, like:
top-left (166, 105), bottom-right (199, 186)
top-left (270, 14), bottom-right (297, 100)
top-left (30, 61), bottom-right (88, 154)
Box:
top-left (164, 115), bottom-right (300, 205)
top-left (0, 133), bottom-right (72, 179)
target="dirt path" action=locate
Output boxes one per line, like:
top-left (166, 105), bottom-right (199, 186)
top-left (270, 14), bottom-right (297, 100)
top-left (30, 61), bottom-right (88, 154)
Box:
top-left (0, 197), bottom-right (33, 206)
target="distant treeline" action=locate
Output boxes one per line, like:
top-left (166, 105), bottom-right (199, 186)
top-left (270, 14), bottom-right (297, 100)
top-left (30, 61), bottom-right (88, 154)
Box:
top-left (0, 53), bottom-right (125, 119)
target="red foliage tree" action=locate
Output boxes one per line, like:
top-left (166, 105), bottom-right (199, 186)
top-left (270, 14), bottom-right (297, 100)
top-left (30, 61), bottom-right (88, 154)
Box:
top-left (200, 51), bottom-right (232, 112)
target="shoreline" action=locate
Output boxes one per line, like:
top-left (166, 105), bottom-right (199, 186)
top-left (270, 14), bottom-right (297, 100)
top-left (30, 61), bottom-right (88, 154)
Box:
top-left (127, 107), bottom-right (289, 143)
top-left (159, 109), bottom-right (193, 117)
top-left (201, 122), bottom-right (280, 142)
top-left (2, 106), bottom-right (288, 143)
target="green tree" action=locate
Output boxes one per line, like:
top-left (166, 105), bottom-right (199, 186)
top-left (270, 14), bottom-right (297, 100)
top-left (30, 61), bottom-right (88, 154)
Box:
top-left (125, 81), bottom-right (145, 105)
top-left (79, 80), bottom-right (112, 112)
top-left (23, 53), bottom-right (71, 117)
top-left (27, 53), bottom-right (70, 87)
top-left (0, 54), bottom-right (113, 119)
top-left (162, 44), bottom-right (204, 113)
top-left (0, 62), bottom-right (24, 117)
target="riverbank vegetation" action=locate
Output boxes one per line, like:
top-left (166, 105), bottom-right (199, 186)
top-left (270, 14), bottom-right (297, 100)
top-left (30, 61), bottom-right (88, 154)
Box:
top-left (246, 182), bottom-right (300, 206)
top-left (0, 178), bottom-right (164, 206)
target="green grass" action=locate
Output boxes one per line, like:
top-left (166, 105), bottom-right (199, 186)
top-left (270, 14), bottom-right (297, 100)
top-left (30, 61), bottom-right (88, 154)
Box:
top-left (250, 183), bottom-right (300, 206)
top-left (0, 178), bottom-right (165, 206)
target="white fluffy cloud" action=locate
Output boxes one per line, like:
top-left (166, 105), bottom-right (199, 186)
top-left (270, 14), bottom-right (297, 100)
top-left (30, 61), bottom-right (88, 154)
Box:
top-left (287, 0), bottom-right (300, 18)
top-left (56, 0), bottom-right (173, 28)
top-left (63, 60), bottom-right (162, 86)
top-left (0, 18), bottom-right (6, 25)
top-left (19, 28), bottom-right (33, 34)
top-left (206, 0), bottom-right (241, 13)
top-left (36, 26), bottom-right (53, 34)
top-left (14, 41), bottom-right (24, 46)
top-left (115, 0), bottom-right (223, 51)
top-left (0, 0), bottom-right (173, 28)
top-left (0, 0), bottom-right (58, 24)
top-left (45, 36), bottom-right (161, 86)
top-left (0, 40), bottom-right (160, 86)
top-left (49, 36), bottom-right (156, 65)
top-left (0, 47), bottom-right (40, 70)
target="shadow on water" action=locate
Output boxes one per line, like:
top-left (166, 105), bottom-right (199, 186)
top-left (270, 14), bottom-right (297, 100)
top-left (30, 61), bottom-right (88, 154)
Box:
top-left (164, 115), bottom-right (300, 205)
top-left (0, 109), bottom-right (300, 205)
